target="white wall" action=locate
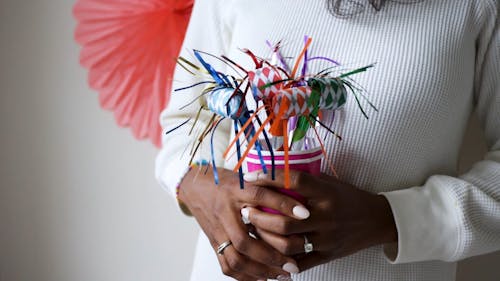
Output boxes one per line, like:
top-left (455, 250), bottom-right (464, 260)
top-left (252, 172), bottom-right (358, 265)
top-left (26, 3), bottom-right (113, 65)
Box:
top-left (0, 1), bottom-right (198, 280)
top-left (0, 1), bottom-right (498, 281)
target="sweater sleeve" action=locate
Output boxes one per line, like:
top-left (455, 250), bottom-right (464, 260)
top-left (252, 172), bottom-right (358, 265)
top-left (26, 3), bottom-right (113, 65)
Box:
top-left (380, 2), bottom-right (500, 264)
top-left (155, 0), bottom-right (234, 206)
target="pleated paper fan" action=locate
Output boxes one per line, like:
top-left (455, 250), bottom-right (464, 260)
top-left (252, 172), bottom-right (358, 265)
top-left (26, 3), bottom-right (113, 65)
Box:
top-left (73, 0), bottom-right (193, 147)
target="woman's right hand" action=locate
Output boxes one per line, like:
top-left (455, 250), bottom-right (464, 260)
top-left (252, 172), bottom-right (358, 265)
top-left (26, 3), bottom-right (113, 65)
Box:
top-left (178, 165), bottom-right (309, 281)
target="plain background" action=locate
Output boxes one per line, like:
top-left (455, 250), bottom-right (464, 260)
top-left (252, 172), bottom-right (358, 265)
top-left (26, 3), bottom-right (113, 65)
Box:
top-left (0, 0), bottom-right (499, 281)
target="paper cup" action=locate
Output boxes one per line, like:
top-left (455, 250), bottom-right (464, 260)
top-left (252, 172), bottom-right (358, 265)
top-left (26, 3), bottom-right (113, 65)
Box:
top-left (246, 146), bottom-right (323, 214)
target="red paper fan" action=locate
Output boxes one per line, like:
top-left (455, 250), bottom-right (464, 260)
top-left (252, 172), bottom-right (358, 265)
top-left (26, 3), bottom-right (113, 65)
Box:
top-left (73, 0), bottom-right (193, 147)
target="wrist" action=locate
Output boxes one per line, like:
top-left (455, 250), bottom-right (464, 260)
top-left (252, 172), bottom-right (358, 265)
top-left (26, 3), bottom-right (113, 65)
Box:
top-left (373, 195), bottom-right (398, 244)
top-left (177, 160), bottom-right (210, 216)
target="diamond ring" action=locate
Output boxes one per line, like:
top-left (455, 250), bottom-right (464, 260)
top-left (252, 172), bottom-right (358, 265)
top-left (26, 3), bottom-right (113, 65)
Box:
top-left (304, 235), bottom-right (314, 254)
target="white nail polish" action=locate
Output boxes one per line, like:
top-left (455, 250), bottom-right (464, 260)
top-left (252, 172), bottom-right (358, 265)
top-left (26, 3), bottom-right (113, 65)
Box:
top-left (292, 205), bottom-right (310, 219)
top-left (243, 172), bottom-right (258, 182)
top-left (241, 208), bottom-right (250, 225)
top-left (248, 232), bottom-right (258, 239)
top-left (282, 262), bottom-right (299, 274)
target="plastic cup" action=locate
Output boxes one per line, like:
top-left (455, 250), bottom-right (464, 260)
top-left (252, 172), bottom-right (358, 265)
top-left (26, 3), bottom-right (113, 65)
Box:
top-left (246, 146), bottom-right (323, 214)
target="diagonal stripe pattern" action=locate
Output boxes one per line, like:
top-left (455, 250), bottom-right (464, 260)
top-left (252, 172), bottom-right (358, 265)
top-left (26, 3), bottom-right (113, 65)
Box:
top-left (272, 86), bottom-right (313, 119)
top-left (308, 77), bottom-right (347, 111)
top-left (206, 87), bottom-right (244, 119)
top-left (248, 66), bottom-right (283, 100)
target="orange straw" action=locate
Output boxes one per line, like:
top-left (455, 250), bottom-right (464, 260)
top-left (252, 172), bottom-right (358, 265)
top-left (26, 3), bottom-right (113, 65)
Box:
top-left (232, 114), bottom-right (274, 173)
top-left (291, 37), bottom-right (313, 79)
top-left (308, 117), bottom-right (338, 178)
top-left (232, 104), bottom-right (287, 173)
top-left (223, 104), bottom-right (266, 159)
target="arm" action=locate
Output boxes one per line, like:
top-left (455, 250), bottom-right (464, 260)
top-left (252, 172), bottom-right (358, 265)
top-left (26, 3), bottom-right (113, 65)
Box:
top-left (155, 1), bottom-right (305, 279)
top-left (380, 2), bottom-right (500, 263)
top-left (240, 2), bottom-right (499, 270)
top-left (155, 0), bottom-right (234, 203)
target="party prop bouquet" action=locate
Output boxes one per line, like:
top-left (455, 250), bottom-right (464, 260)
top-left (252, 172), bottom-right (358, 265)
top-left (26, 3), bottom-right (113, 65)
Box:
top-left (169, 36), bottom-right (377, 194)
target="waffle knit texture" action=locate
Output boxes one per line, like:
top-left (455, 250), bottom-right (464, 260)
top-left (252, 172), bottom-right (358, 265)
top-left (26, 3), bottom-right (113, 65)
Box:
top-left (155, 0), bottom-right (500, 280)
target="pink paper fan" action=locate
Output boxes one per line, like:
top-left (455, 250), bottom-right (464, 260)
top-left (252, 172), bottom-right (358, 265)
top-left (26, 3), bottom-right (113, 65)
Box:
top-left (73, 0), bottom-right (193, 147)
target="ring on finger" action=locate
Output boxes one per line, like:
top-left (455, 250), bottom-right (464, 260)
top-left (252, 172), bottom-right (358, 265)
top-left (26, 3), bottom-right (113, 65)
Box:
top-left (217, 240), bottom-right (233, 255)
top-left (304, 235), bottom-right (314, 254)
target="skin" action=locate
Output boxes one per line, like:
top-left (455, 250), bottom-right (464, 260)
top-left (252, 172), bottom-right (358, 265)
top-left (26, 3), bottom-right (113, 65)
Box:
top-left (178, 166), bottom-right (306, 281)
top-left (179, 166), bottom-right (397, 280)
top-left (242, 170), bottom-right (398, 272)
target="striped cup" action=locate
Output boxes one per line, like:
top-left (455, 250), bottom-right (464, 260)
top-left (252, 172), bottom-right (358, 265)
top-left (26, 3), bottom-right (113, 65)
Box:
top-left (246, 146), bottom-right (323, 214)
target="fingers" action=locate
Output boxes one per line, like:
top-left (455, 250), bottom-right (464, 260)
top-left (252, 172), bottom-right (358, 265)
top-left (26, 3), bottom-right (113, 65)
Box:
top-left (207, 219), bottom-right (289, 280)
top-left (191, 210), bottom-right (254, 280)
top-left (295, 252), bottom-right (332, 272)
top-left (244, 169), bottom-right (317, 197)
top-left (216, 254), bottom-right (256, 281)
top-left (219, 205), bottom-right (300, 275)
top-left (243, 206), bottom-right (318, 235)
top-left (219, 245), bottom-right (289, 280)
top-left (239, 184), bottom-right (310, 220)
top-left (192, 205), bottom-right (286, 280)
top-left (319, 173), bottom-right (333, 181)
top-left (254, 228), bottom-right (308, 256)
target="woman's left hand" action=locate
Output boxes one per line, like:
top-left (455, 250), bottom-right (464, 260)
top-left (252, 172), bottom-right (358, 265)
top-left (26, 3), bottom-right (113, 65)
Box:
top-left (242, 170), bottom-right (398, 272)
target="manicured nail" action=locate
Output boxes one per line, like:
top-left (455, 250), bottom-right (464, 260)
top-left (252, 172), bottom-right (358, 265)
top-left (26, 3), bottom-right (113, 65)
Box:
top-left (248, 231), bottom-right (258, 240)
top-left (244, 172), bottom-right (259, 182)
top-left (277, 275), bottom-right (293, 281)
top-left (282, 262), bottom-right (299, 274)
top-left (292, 205), bottom-right (310, 219)
top-left (240, 208), bottom-right (250, 225)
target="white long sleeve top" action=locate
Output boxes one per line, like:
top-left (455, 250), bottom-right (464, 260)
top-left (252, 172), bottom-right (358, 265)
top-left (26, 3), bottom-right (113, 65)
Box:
top-left (155, 0), bottom-right (500, 280)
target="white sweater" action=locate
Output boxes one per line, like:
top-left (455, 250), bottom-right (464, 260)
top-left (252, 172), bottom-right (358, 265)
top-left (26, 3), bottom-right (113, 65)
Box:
top-left (156, 0), bottom-right (500, 280)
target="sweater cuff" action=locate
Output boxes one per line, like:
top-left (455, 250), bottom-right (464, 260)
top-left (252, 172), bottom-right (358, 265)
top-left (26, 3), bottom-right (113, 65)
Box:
top-left (379, 176), bottom-right (462, 264)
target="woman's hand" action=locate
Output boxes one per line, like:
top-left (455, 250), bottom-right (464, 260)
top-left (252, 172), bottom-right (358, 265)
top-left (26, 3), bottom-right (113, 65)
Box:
top-left (178, 166), bottom-right (310, 281)
top-left (242, 170), bottom-right (398, 272)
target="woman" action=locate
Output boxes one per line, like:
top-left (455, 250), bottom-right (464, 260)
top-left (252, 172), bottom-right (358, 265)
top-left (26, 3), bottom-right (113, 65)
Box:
top-left (156, 0), bottom-right (500, 280)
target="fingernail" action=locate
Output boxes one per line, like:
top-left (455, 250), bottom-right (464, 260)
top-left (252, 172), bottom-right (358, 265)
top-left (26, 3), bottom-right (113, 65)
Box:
top-left (282, 262), bottom-right (299, 274)
top-left (243, 172), bottom-right (258, 182)
top-left (277, 275), bottom-right (293, 281)
top-left (293, 205), bottom-right (310, 219)
top-left (240, 208), bottom-right (250, 225)
top-left (248, 231), bottom-right (258, 239)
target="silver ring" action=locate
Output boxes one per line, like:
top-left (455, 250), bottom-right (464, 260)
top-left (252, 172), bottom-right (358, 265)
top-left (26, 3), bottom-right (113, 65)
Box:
top-left (216, 240), bottom-right (232, 255)
top-left (304, 235), bottom-right (314, 254)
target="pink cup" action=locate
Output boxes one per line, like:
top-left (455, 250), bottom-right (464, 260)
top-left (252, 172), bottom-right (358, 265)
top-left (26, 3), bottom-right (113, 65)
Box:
top-left (246, 147), bottom-right (323, 214)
